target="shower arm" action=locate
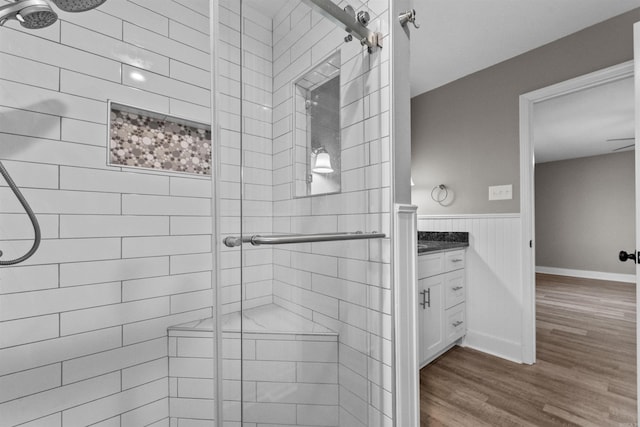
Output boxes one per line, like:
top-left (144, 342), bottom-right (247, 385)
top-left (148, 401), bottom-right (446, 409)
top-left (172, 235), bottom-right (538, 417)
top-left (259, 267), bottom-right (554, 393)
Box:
top-left (300, 0), bottom-right (382, 50)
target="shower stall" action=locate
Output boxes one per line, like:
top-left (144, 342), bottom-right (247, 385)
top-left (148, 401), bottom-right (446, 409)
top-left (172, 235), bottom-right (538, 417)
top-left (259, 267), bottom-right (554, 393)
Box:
top-left (0, 0), bottom-right (414, 425)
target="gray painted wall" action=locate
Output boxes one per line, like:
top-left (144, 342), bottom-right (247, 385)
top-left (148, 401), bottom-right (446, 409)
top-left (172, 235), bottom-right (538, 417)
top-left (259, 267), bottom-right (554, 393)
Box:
top-left (411, 8), bottom-right (640, 214)
top-left (535, 151), bottom-right (635, 274)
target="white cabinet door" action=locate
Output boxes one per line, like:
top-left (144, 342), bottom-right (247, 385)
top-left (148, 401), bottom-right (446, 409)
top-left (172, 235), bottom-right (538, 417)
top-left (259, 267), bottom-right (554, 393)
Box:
top-left (419, 275), bottom-right (445, 365)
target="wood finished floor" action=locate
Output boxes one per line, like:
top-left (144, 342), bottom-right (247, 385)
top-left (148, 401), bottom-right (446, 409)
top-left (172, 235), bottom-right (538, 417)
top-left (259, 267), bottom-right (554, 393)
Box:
top-left (420, 273), bottom-right (637, 426)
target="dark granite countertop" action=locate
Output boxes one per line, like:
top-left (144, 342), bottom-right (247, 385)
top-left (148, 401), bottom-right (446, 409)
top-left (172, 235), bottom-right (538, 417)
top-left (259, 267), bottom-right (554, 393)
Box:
top-left (417, 231), bottom-right (469, 254)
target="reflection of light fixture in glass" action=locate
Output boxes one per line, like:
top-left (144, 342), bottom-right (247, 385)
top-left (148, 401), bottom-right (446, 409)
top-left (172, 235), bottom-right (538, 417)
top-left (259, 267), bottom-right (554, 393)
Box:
top-left (312, 147), bottom-right (333, 173)
top-left (411, 177), bottom-right (415, 186)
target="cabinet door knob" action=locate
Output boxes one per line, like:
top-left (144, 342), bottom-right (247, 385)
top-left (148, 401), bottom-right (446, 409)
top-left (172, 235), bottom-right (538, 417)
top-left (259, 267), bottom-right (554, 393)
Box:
top-left (452, 320), bottom-right (463, 327)
top-left (451, 258), bottom-right (463, 262)
top-left (452, 286), bottom-right (463, 291)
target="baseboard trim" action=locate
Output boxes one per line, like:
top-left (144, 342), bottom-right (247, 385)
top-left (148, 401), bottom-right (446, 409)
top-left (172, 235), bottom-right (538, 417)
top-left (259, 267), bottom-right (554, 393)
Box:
top-left (462, 330), bottom-right (523, 364)
top-left (536, 266), bottom-right (635, 284)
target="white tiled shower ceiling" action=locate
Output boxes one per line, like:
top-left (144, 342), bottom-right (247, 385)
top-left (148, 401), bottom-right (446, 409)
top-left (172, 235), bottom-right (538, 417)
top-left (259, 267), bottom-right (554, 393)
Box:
top-left (0, 1), bottom-right (213, 425)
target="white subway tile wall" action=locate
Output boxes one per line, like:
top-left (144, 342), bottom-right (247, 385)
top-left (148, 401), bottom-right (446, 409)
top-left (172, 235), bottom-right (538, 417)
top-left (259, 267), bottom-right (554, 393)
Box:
top-left (0, 1), bottom-right (213, 426)
top-left (269, 1), bottom-right (394, 425)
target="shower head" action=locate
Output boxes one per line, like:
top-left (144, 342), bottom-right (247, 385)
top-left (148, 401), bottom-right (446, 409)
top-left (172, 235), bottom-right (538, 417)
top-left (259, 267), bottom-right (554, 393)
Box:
top-left (49, 0), bottom-right (106, 12)
top-left (0, 0), bottom-right (58, 29)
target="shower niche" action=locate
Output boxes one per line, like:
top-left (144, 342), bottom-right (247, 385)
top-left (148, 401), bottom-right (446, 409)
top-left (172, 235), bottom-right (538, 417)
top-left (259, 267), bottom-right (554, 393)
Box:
top-left (293, 51), bottom-right (342, 197)
top-left (108, 101), bottom-right (212, 176)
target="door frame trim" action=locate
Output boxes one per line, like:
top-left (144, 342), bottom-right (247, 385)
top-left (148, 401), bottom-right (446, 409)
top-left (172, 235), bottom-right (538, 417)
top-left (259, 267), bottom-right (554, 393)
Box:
top-left (519, 60), bottom-right (634, 364)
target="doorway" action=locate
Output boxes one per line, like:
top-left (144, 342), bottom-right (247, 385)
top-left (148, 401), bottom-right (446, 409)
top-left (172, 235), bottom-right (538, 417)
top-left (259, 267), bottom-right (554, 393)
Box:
top-left (520, 60), bottom-right (634, 362)
top-left (533, 71), bottom-right (635, 282)
top-left (520, 60), bottom-right (637, 420)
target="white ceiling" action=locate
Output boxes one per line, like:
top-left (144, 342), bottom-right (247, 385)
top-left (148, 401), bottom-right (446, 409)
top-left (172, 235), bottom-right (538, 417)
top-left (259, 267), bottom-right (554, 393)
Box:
top-left (533, 76), bottom-right (635, 164)
top-left (410, 0), bottom-right (640, 97)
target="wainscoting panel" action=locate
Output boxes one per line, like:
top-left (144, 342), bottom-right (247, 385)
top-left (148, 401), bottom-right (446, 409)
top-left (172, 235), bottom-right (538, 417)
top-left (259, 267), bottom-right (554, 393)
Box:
top-left (417, 215), bottom-right (523, 362)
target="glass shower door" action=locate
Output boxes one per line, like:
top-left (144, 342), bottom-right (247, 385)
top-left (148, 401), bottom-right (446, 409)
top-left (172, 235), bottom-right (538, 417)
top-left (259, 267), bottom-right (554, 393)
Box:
top-left (226, 0), bottom-right (393, 425)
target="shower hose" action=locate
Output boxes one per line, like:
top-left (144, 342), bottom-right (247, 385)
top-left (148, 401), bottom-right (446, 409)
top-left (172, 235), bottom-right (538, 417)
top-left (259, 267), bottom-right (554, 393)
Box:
top-left (0, 160), bottom-right (41, 265)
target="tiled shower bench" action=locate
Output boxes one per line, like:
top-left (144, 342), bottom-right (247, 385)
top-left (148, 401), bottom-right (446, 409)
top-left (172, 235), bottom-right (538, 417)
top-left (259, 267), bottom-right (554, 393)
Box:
top-left (167, 304), bottom-right (339, 426)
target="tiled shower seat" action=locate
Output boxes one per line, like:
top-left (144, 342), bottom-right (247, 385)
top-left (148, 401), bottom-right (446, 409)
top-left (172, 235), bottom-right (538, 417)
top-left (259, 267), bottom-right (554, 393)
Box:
top-left (167, 304), bottom-right (339, 427)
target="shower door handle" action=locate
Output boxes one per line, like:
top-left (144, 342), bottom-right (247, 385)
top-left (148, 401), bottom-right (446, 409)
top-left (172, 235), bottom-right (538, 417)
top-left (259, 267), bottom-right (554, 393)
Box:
top-left (223, 236), bottom-right (246, 248)
top-left (223, 231), bottom-right (386, 247)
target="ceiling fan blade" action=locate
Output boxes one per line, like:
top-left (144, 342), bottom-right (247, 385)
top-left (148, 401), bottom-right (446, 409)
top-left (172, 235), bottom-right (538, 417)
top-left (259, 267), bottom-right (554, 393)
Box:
top-left (612, 144), bottom-right (635, 152)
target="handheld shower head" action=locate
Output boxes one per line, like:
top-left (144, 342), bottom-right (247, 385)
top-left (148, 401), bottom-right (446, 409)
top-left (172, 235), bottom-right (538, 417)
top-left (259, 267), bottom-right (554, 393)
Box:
top-left (0, 0), bottom-right (57, 29)
top-left (49, 0), bottom-right (106, 12)
top-left (17, 3), bottom-right (57, 28)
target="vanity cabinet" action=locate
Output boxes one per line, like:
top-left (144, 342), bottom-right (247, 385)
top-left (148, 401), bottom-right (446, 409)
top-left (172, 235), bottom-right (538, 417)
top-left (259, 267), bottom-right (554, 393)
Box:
top-left (419, 274), bottom-right (444, 364)
top-left (418, 248), bottom-right (466, 367)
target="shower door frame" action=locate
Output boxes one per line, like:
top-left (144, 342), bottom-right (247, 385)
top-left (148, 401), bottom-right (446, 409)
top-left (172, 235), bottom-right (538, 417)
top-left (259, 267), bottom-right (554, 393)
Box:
top-left (210, 0), bottom-right (224, 423)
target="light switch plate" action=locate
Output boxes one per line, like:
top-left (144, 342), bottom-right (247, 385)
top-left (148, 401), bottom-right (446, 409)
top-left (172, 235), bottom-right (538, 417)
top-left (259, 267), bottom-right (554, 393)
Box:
top-left (489, 184), bottom-right (512, 200)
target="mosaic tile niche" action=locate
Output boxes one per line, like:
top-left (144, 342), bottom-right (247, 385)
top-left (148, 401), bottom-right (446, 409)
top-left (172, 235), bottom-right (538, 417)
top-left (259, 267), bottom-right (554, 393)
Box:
top-left (109, 103), bottom-right (212, 175)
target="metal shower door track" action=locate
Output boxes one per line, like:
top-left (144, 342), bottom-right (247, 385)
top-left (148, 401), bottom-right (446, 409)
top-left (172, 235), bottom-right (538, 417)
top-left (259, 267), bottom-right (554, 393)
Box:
top-left (301, 0), bottom-right (382, 50)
